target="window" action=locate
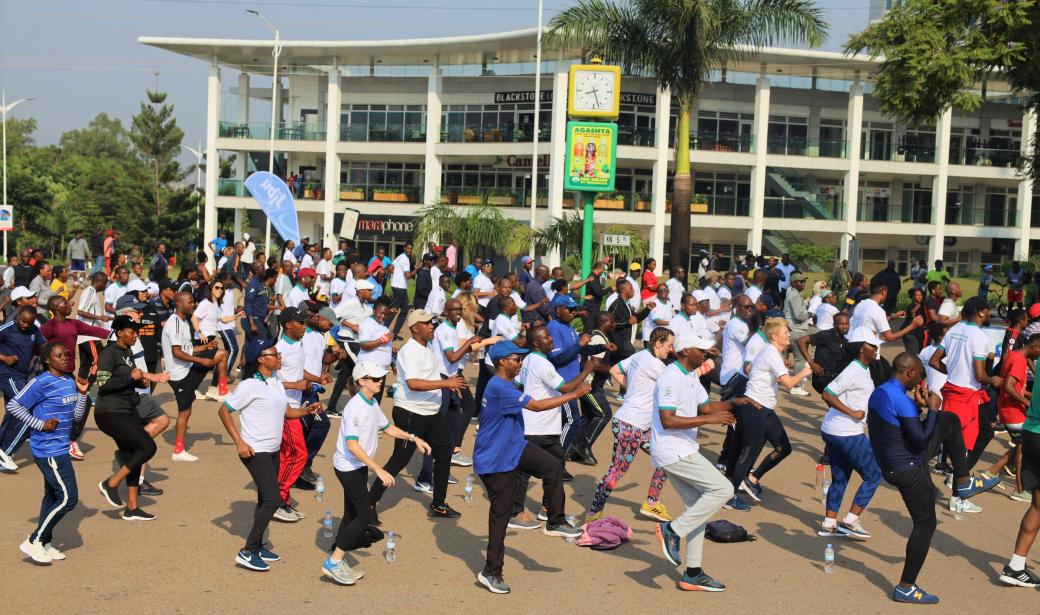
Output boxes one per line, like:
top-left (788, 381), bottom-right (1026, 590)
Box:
top-left (341, 104), bottom-right (426, 142)
top-left (767, 115), bottom-right (808, 155)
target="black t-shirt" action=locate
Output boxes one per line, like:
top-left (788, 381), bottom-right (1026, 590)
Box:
top-left (13, 264), bottom-right (33, 288)
top-left (139, 299), bottom-right (173, 363)
top-left (94, 343), bottom-right (140, 414)
top-left (808, 329), bottom-right (849, 393)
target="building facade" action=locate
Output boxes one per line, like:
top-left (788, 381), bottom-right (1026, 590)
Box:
top-left (141, 29), bottom-right (1036, 276)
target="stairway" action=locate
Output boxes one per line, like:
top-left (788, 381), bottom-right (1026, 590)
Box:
top-left (765, 168), bottom-right (837, 220)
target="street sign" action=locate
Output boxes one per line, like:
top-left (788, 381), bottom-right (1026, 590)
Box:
top-left (0, 205), bottom-right (12, 232)
top-left (601, 233), bottom-right (631, 247)
top-left (564, 121), bottom-right (618, 192)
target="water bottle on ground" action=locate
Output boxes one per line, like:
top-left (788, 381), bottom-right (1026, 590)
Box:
top-left (463, 475), bottom-right (474, 502)
top-left (322, 510), bottom-right (334, 538)
top-left (822, 479), bottom-right (831, 497)
top-left (824, 544), bottom-right (835, 573)
top-left (815, 464), bottom-right (825, 492)
top-left (315, 476), bottom-right (325, 502)
top-left (954, 498), bottom-right (965, 520)
top-left (565, 515), bottom-right (578, 544)
top-left (385, 531), bottom-right (397, 562)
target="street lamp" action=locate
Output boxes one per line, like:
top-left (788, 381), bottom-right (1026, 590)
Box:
top-left (248, 9), bottom-right (282, 253)
top-left (529, 0), bottom-right (544, 237)
top-left (181, 141), bottom-right (204, 230)
top-left (1, 90), bottom-right (35, 259)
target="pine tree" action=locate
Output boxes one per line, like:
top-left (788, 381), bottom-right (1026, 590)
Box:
top-left (130, 90), bottom-right (184, 217)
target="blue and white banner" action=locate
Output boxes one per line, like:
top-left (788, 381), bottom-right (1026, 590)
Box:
top-left (244, 171), bottom-right (300, 244)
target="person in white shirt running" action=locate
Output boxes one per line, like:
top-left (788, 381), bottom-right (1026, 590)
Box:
top-left (386, 243), bottom-right (416, 338)
top-left (850, 281), bottom-right (923, 352)
top-left (643, 284), bottom-right (674, 345)
top-left (814, 290), bottom-right (840, 331)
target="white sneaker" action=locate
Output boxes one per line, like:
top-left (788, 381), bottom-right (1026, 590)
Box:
top-left (0, 448), bottom-right (17, 471)
top-left (43, 543), bottom-right (66, 560)
top-left (19, 539), bottom-right (52, 564)
top-left (273, 505), bottom-right (300, 522)
top-left (194, 390), bottom-right (207, 401)
top-left (788, 386), bottom-right (810, 397)
top-left (413, 481), bottom-right (433, 494)
top-left (171, 450), bottom-right (199, 462)
top-left (204, 387), bottom-right (220, 401)
top-left (949, 496), bottom-right (983, 513)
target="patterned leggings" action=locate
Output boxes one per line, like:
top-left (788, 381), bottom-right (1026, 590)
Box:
top-left (589, 419), bottom-right (668, 513)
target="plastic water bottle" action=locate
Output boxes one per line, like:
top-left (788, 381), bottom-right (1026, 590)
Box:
top-left (815, 464), bottom-right (825, 492)
top-left (565, 515), bottom-right (578, 544)
top-left (315, 476), bottom-right (325, 502)
top-left (824, 544), bottom-right (835, 573)
top-left (385, 531), bottom-right (397, 562)
top-left (322, 510), bottom-right (334, 538)
top-left (822, 479), bottom-right (831, 497)
top-left (954, 498), bottom-right (965, 520)
top-left (463, 475), bottom-right (474, 502)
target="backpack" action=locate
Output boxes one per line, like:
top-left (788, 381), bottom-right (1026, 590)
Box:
top-left (706, 519), bottom-right (755, 543)
top-left (575, 516), bottom-right (633, 551)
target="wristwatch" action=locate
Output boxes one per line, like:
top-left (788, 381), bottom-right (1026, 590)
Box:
top-left (408, 433), bottom-right (416, 443)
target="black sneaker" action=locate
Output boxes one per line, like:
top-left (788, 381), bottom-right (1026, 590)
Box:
top-left (562, 469), bottom-right (574, 482)
top-left (326, 408), bottom-right (343, 418)
top-left (428, 503), bottom-right (462, 518)
top-left (121, 508), bottom-right (156, 521)
top-left (999, 564), bottom-right (1040, 587)
top-left (294, 477), bottom-right (316, 491)
top-left (98, 479), bottom-right (124, 508)
top-left (138, 480), bottom-right (164, 496)
top-left (299, 467), bottom-right (320, 483)
top-left (932, 462), bottom-right (952, 475)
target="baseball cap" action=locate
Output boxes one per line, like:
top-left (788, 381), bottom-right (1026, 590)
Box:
top-left (819, 289), bottom-right (832, 299)
top-left (278, 306), bottom-right (308, 326)
top-left (692, 289), bottom-right (709, 303)
top-left (126, 279), bottom-right (148, 293)
top-left (298, 267), bottom-right (317, 278)
top-left (550, 294), bottom-right (580, 310)
top-left (353, 362), bottom-right (389, 381)
top-left (111, 315), bottom-right (141, 332)
top-left (115, 294), bottom-right (147, 313)
top-left (790, 273), bottom-right (807, 283)
top-left (10, 286), bottom-right (35, 301)
top-left (318, 307), bottom-right (338, 323)
top-left (704, 270), bottom-right (720, 280)
top-left (487, 340), bottom-right (529, 363)
top-left (146, 282), bottom-right (159, 295)
top-left (422, 253), bottom-right (436, 262)
top-left (355, 279), bottom-right (375, 291)
top-left (1029, 303), bottom-right (1040, 319)
top-left (629, 262), bottom-right (642, 271)
top-left (846, 326), bottom-right (882, 347)
top-left (757, 294), bottom-right (774, 309)
top-left (243, 338), bottom-right (276, 363)
top-left (243, 232), bottom-right (251, 242)
top-left (404, 309), bottom-right (435, 329)
top-left (521, 255), bottom-right (534, 265)
top-left (674, 333), bottom-right (715, 352)
top-left (159, 280), bottom-right (178, 293)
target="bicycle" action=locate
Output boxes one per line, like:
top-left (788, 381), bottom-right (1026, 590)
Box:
top-left (986, 281), bottom-right (1009, 321)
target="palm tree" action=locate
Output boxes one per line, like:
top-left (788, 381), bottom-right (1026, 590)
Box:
top-left (507, 213), bottom-right (647, 274)
top-left (544, 0), bottom-right (827, 273)
top-left (412, 200), bottom-right (520, 263)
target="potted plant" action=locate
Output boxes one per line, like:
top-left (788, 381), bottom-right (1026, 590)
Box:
top-left (634, 193), bottom-right (652, 211)
top-left (373, 186), bottom-right (411, 203)
top-left (692, 193), bottom-right (709, 214)
top-left (457, 188), bottom-right (484, 205)
top-left (339, 185), bottom-right (366, 201)
top-left (487, 189), bottom-right (517, 207)
top-left (594, 192), bottom-right (627, 210)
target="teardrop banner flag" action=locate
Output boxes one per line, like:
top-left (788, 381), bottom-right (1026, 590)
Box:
top-left (244, 171), bottom-right (300, 244)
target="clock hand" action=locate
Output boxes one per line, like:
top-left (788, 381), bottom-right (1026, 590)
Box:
top-left (590, 88), bottom-right (600, 107)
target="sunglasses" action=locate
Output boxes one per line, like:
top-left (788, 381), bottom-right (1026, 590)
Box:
top-left (258, 351), bottom-right (281, 359)
top-left (213, 286), bottom-right (225, 290)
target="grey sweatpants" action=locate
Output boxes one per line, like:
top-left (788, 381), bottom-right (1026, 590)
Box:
top-left (664, 451), bottom-right (734, 568)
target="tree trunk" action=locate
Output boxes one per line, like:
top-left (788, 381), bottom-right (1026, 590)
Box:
top-left (155, 158), bottom-right (161, 218)
top-left (669, 97), bottom-right (693, 278)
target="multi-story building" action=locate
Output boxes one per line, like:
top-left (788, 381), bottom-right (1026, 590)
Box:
top-left (141, 28), bottom-right (1035, 276)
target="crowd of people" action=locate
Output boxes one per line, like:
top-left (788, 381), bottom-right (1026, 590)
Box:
top-left (3, 234), bottom-right (1040, 604)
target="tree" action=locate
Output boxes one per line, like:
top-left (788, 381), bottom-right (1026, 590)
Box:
top-left (130, 90), bottom-right (185, 217)
top-left (506, 213), bottom-right (648, 270)
top-left (412, 201), bottom-right (521, 263)
top-left (845, 0), bottom-right (1040, 181)
top-left (544, 0), bottom-right (827, 273)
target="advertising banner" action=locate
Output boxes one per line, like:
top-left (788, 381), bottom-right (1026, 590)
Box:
top-left (244, 172), bottom-right (300, 244)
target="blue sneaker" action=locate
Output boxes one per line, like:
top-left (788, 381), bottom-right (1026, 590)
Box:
top-left (740, 478), bottom-right (763, 502)
top-left (891, 584), bottom-right (939, 604)
top-left (955, 473), bottom-right (1000, 499)
top-left (656, 522), bottom-right (681, 566)
top-left (679, 571), bottom-right (726, 592)
top-left (724, 495), bottom-right (751, 512)
top-left (257, 546), bottom-right (280, 562)
top-left (322, 556), bottom-right (364, 585)
top-left (235, 549), bottom-right (269, 571)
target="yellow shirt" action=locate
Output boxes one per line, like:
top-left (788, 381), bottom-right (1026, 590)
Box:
top-left (51, 279), bottom-right (73, 300)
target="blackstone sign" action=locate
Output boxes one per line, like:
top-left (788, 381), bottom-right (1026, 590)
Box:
top-left (493, 90), bottom-right (658, 106)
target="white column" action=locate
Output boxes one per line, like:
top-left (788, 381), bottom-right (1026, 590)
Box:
top-left (233, 207), bottom-right (243, 240)
top-left (237, 73), bottom-right (250, 180)
top-left (1016, 108), bottom-right (1036, 260)
top-left (204, 61), bottom-right (221, 263)
top-left (423, 61), bottom-right (443, 207)
top-left (842, 80), bottom-right (864, 261)
top-left (928, 108), bottom-right (952, 264)
top-left (545, 53), bottom-right (570, 268)
top-left (748, 75), bottom-right (770, 254)
top-left (322, 62), bottom-right (341, 248)
top-left (650, 86), bottom-right (671, 266)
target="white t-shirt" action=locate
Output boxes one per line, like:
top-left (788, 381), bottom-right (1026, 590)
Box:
top-left (334, 298), bottom-right (371, 339)
top-left (940, 321), bottom-right (989, 389)
top-left (302, 329), bottom-right (326, 377)
top-left (2, 267), bottom-right (13, 289)
top-left (821, 359), bottom-right (873, 437)
top-left (358, 317), bottom-right (392, 368)
top-left (394, 338), bottom-right (442, 416)
top-left (651, 362), bottom-right (709, 467)
top-left (225, 375), bottom-right (288, 453)
top-left (287, 285), bottom-right (310, 310)
top-left (815, 303), bottom-right (839, 331)
top-left (473, 273), bottom-right (494, 307)
top-left (643, 299), bottom-right (674, 342)
top-left (626, 275), bottom-right (641, 311)
top-left (613, 350), bottom-right (667, 430)
top-left (333, 392), bottom-right (390, 472)
top-left (219, 290), bottom-right (237, 332)
top-left (919, 343), bottom-right (947, 396)
top-left (745, 285), bottom-right (762, 305)
top-left (485, 313), bottom-right (521, 366)
top-left (745, 344), bottom-right (787, 409)
top-left (807, 295), bottom-right (822, 317)
top-left (76, 285), bottom-right (109, 345)
top-left (434, 321), bottom-right (464, 375)
top-left (939, 298), bottom-right (960, 321)
top-left (390, 253), bottom-right (410, 288)
top-left (315, 259), bottom-right (332, 297)
top-left (703, 285), bottom-right (721, 311)
top-left (330, 277), bottom-right (347, 301)
top-left (300, 253), bottom-right (315, 270)
top-left (668, 311), bottom-right (696, 339)
top-left (194, 299), bottom-right (221, 338)
top-left (275, 336), bottom-right (305, 407)
top-left (742, 330), bottom-right (770, 372)
top-left (666, 278), bottom-right (685, 304)
top-left (520, 352), bottom-right (565, 436)
top-left (425, 285), bottom-right (447, 318)
top-left (104, 282), bottom-right (127, 309)
top-left (161, 314), bottom-right (195, 381)
top-left (850, 298), bottom-right (890, 344)
top-left (720, 317), bottom-right (750, 385)
top-left (718, 286), bottom-right (733, 302)
top-left (241, 241), bottom-right (256, 264)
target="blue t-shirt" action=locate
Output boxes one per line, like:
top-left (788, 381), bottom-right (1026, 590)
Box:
top-left (547, 318), bottom-right (581, 381)
top-left (367, 276), bottom-right (383, 301)
top-left (867, 378), bottom-right (934, 473)
top-left (473, 376), bottom-right (531, 475)
top-left (464, 264), bottom-right (479, 279)
top-left (0, 321), bottom-right (46, 380)
top-left (13, 372), bottom-right (80, 458)
top-left (210, 237), bottom-right (228, 254)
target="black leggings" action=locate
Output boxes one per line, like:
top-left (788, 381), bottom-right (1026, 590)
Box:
top-left (369, 407), bottom-right (452, 507)
top-left (577, 389), bottom-right (613, 451)
top-left (727, 404), bottom-right (792, 489)
top-left (95, 412), bottom-right (157, 488)
top-left (241, 451), bottom-right (280, 553)
top-left (327, 344), bottom-right (359, 412)
top-left (884, 465), bottom-right (937, 585)
top-left (334, 467), bottom-right (371, 552)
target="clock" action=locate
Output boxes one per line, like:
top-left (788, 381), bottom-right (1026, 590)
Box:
top-left (568, 62), bottom-right (621, 119)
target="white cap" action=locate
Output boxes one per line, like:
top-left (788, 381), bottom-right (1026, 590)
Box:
top-left (126, 279), bottom-right (148, 293)
top-left (692, 289), bottom-right (709, 303)
top-left (846, 326), bottom-right (882, 347)
top-left (674, 333), bottom-right (715, 352)
top-left (243, 232), bottom-right (251, 241)
top-left (355, 279), bottom-right (375, 291)
top-left (146, 282), bottom-right (159, 295)
top-left (10, 286), bottom-right (35, 301)
top-left (352, 362), bottom-right (389, 381)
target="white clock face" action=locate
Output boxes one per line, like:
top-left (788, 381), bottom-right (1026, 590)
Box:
top-left (574, 70), bottom-right (616, 112)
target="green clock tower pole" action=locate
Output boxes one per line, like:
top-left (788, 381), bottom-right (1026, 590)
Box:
top-left (581, 192), bottom-right (595, 279)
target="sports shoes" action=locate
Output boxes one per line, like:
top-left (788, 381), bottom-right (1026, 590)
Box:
top-left (98, 479), bottom-right (124, 508)
top-left (204, 386), bottom-right (220, 401)
top-left (0, 448), bottom-right (17, 471)
top-left (999, 564), bottom-right (1040, 588)
top-left (679, 570), bottom-right (726, 592)
top-left (1003, 465), bottom-right (1017, 478)
top-left (68, 441), bottom-right (85, 461)
top-left (1010, 490), bottom-right (1033, 502)
top-left (413, 481), bottom-right (433, 494)
top-left (656, 522), bottom-right (682, 566)
top-left (740, 478), bottom-right (763, 503)
top-left (639, 501), bottom-right (672, 522)
top-left (451, 451), bottom-right (473, 467)
top-left (194, 390), bottom-right (207, 401)
top-left (477, 570), bottom-right (510, 594)
top-left (544, 522), bottom-right (582, 538)
top-left (817, 522), bottom-right (843, 537)
top-left (43, 543), bottom-right (66, 560)
top-left (948, 496), bottom-right (982, 513)
top-left (585, 510), bottom-right (605, 523)
top-left (235, 549), bottom-right (269, 571)
top-left (121, 508), bottom-right (156, 521)
top-left (448, 474), bottom-right (459, 485)
top-left (428, 503), bottom-right (462, 518)
top-left (257, 546), bottom-right (280, 562)
top-left (507, 511), bottom-right (541, 530)
top-left (562, 469), bottom-right (574, 482)
top-left (787, 386), bottom-right (810, 397)
top-left (138, 480), bottom-right (164, 497)
top-left (891, 584), bottom-right (939, 604)
top-left (273, 504), bottom-right (300, 522)
top-left (536, 508), bottom-right (548, 522)
top-left (171, 450), bottom-right (198, 462)
top-left (326, 408), bottom-right (343, 419)
top-left (19, 539), bottom-right (52, 564)
top-left (287, 505), bottom-right (305, 519)
top-left (724, 495), bottom-right (751, 512)
top-left (299, 467), bottom-right (320, 483)
top-left (837, 520), bottom-right (870, 540)
top-left (322, 557), bottom-right (364, 585)
top-left (955, 473), bottom-right (1000, 499)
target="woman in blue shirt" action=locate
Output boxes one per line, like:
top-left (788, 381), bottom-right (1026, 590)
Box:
top-left (8, 341), bottom-right (89, 564)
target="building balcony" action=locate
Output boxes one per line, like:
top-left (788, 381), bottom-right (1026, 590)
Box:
top-left (764, 196), bottom-right (844, 220)
top-left (340, 122), bottom-right (427, 143)
top-left (766, 137), bottom-right (847, 158)
top-left (219, 121), bottom-right (327, 141)
top-left (338, 184), bottom-right (423, 204)
top-left (946, 205), bottom-right (1019, 227)
top-left (441, 123), bottom-right (551, 144)
top-left (219, 178), bottom-right (328, 199)
top-left (857, 203), bottom-right (934, 224)
top-left (948, 145), bottom-right (1020, 168)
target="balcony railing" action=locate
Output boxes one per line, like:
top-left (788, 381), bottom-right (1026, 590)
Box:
top-left (690, 132), bottom-right (754, 153)
top-left (220, 179), bottom-right (328, 199)
top-left (946, 205), bottom-right (1019, 227)
top-left (766, 137), bottom-right (847, 158)
top-left (441, 124), bottom-right (551, 143)
top-left (857, 203), bottom-right (934, 224)
top-left (218, 121), bottom-right (327, 141)
top-left (764, 196), bottom-right (843, 220)
top-left (949, 145), bottom-right (1021, 168)
top-left (340, 122), bottom-right (427, 143)
top-left (338, 184), bottom-right (423, 204)
top-left (617, 127), bottom-right (656, 147)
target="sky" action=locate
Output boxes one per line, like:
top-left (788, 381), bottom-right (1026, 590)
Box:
top-left (0, 0), bottom-right (872, 157)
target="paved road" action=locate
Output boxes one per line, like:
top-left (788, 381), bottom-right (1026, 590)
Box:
top-left (2, 347), bottom-right (1038, 613)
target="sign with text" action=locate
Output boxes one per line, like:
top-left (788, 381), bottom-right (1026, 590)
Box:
top-left (0, 205), bottom-right (13, 232)
top-left (564, 121), bottom-right (618, 192)
top-left (493, 90), bottom-right (657, 106)
top-left (244, 172), bottom-right (300, 244)
top-left (601, 233), bottom-right (631, 247)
